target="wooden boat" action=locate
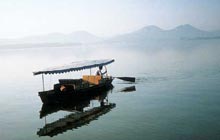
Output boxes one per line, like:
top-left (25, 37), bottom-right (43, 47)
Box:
top-left (33, 59), bottom-right (115, 104)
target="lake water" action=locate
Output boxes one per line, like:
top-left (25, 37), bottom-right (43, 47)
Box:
top-left (0, 40), bottom-right (220, 140)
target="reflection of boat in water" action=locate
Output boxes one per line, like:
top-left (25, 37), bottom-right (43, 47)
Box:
top-left (33, 59), bottom-right (115, 104)
top-left (37, 88), bottom-right (116, 137)
top-left (120, 86), bottom-right (136, 93)
top-left (38, 104), bottom-right (115, 137)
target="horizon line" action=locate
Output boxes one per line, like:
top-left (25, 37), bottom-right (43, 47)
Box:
top-left (0, 23), bottom-right (219, 40)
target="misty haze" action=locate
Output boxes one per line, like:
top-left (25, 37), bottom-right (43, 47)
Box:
top-left (0, 0), bottom-right (220, 140)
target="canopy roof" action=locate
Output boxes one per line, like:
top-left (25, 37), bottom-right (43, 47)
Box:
top-left (33, 59), bottom-right (114, 76)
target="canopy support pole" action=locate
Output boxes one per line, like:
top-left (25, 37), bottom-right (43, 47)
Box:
top-left (105, 66), bottom-right (108, 77)
top-left (42, 74), bottom-right (45, 91)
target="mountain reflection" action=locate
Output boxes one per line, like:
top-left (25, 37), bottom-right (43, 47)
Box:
top-left (37, 87), bottom-right (116, 137)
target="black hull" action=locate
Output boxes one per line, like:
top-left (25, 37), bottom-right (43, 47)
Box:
top-left (40, 89), bottom-right (109, 118)
top-left (39, 79), bottom-right (113, 104)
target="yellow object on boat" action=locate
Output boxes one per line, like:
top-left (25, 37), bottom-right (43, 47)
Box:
top-left (83, 75), bottom-right (101, 85)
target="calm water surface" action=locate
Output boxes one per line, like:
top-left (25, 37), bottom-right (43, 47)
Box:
top-left (0, 42), bottom-right (220, 140)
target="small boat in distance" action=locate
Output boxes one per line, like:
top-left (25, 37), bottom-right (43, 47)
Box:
top-left (33, 59), bottom-right (115, 104)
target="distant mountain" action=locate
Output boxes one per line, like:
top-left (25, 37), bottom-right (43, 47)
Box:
top-left (0, 31), bottom-right (102, 46)
top-left (167, 24), bottom-right (217, 39)
top-left (1, 24), bottom-right (220, 48)
top-left (108, 24), bottom-right (220, 43)
top-left (21, 31), bottom-right (103, 44)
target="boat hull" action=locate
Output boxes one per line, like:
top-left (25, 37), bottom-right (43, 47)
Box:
top-left (39, 78), bottom-right (113, 104)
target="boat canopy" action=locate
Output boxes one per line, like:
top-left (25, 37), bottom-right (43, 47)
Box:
top-left (33, 59), bottom-right (114, 76)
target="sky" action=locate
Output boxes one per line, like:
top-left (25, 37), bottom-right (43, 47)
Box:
top-left (0, 0), bottom-right (220, 38)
